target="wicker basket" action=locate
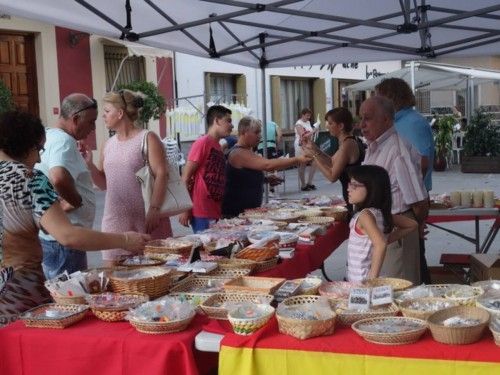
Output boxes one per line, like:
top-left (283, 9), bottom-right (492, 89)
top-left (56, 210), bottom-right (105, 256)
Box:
top-left (235, 244), bottom-right (279, 262)
top-left (352, 317), bottom-right (428, 345)
top-left (300, 209), bottom-right (324, 218)
top-left (165, 293), bottom-right (212, 313)
top-left (298, 216), bottom-right (336, 226)
top-left (129, 311), bottom-right (195, 334)
top-left (363, 277), bottom-right (413, 292)
top-left (117, 256), bottom-right (165, 268)
top-left (294, 278), bottom-right (322, 295)
top-left (330, 300), bottom-right (400, 326)
top-left (427, 306), bottom-right (490, 345)
top-left (200, 293), bottom-right (274, 320)
top-left (320, 207), bottom-right (349, 222)
top-left (228, 304), bottom-right (275, 335)
top-left (253, 257), bottom-right (279, 273)
top-left (271, 220), bottom-right (288, 230)
top-left (490, 321), bottom-right (500, 346)
top-left (144, 239), bottom-right (193, 258)
top-left (21, 304), bottom-right (89, 329)
top-left (87, 293), bottom-right (149, 322)
top-left (51, 294), bottom-right (88, 305)
top-left (276, 295), bottom-right (336, 339)
top-left (476, 298), bottom-right (500, 317)
top-left (224, 276), bottom-right (286, 294)
top-left (400, 297), bottom-right (459, 320)
top-left (169, 276), bottom-right (231, 294)
top-left (216, 258), bottom-right (257, 272)
top-left (108, 267), bottom-right (171, 299)
top-left (444, 286), bottom-right (484, 306)
top-left (207, 268), bottom-right (252, 278)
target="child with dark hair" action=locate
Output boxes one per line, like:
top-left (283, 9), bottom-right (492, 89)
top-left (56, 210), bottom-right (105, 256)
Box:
top-left (346, 165), bottom-right (417, 282)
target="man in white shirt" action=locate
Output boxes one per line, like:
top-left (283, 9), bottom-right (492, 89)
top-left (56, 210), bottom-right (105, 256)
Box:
top-left (36, 94), bottom-right (97, 279)
top-left (360, 96), bottom-right (429, 284)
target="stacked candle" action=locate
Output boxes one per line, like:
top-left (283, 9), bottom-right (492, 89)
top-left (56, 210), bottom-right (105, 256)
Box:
top-left (472, 191), bottom-right (483, 208)
top-left (484, 191), bottom-right (495, 208)
top-left (450, 191), bottom-right (461, 207)
top-left (460, 191), bottom-right (472, 207)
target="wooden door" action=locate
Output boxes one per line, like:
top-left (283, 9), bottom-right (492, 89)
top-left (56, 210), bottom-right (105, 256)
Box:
top-left (0, 33), bottom-right (38, 115)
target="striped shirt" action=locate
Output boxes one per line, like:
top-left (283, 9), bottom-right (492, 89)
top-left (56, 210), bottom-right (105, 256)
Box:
top-left (347, 208), bottom-right (386, 282)
top-left (363, 127), bottom-right (428, 214)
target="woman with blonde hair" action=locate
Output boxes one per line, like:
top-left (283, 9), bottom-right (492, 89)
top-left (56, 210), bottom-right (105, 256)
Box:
top-left (85, 89), bottom-right (172, 266)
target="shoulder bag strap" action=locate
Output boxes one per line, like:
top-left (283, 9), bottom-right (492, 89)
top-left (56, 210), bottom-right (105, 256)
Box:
top-left (141, 130), bottom-right (151, 167)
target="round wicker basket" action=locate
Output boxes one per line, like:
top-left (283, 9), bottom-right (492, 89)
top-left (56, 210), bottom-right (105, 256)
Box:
top-left (108, 267), bottom-right (171, 299)
top-left (129, 311), bottom-right (195, 334)
top-left (399, 297), bottom-right (459, 320)
top-left (87, 293), bottom-right (149, 322)
top-left (352, 317), bottom-right (428, 345)
top-left (51, 294), bottom-right (88, 305)
top-left (330, 300), bottom-right (400, 326)
top-left (216, 258), bottom-right (257, 272)
top-left (276, 295), bottom-right (336, 340)
top-left (444, 286), bottom-right (484, 306)
top-left (200, 293), bottom-right (274, 320)
top-left (298, 216), bottom-right (336, 226)
top-left (144, 239), bottom-right (193, 259)
top-left (427, 305), bottom-right (490, 345)
top-left (320, 207), bottom-right (349, 222)
top-left (363, 277), bottom-right (413, 292)
top-left (228, 304), bottom-right (275, 335)
top-left (294, 278), bottom-right (322, 295)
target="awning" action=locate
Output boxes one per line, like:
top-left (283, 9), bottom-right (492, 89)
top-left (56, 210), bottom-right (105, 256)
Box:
top-left (100, 37), bottom-right (172, 59)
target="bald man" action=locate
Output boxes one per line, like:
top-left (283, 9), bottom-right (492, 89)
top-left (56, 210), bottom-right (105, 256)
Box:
top-left (359, 96), bottom-right (428, 284)
top-left (36, 93), bottom-right (98, 279)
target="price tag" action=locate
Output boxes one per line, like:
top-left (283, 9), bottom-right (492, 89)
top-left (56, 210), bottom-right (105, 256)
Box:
top-left (348, 288), bottom-right (371, 311)
top-left (371, 285), bottom-right (393, 306)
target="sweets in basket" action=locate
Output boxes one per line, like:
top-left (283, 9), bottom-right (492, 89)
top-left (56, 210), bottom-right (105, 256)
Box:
top-left (427, 305), bottom-right (490, 345)
top-left (319, 206), bottom-right (349, 221)
top-left (118, 255), bottom-right (165, 268)
top-left (85, 293), bottom-right (149, 322)
top-left (352, 317), bottom-right (428, 345)
top-left (393, 284), bottom-right (460, 305)
top-left (444, 285), bottom-right (484, 306)
top-left (108, 267), bottom-right (171, 299)
top-left (235, 235), bottom-right (280, 262)
top-left (169, 275), bottom-right (231, 294)
top-left (21, 303), bottom-right (89, 329)
top-left (144, 238), bottom-right (193, 259)
top-left (363, 277), bottom-right (413, 292)
top-left (127, 298), bottom-right (196, 334)
top-left (318, 281), bottom-right (361, 299)
top-left (490, 316), bottom-right (500, 346)
top-left (476, 293), bottom-right (500, 316)
top-left (399, 297), bottom-right (459, 320)
top-left (224, 276), bottom-right (286, 295)
top-left (276, 295), bottom-right (336, 339)
top-left (200, 293), bottom-right (274, 320)
top-left (330, 299), bottom-right (400, 326)
top-left (228, 303), bottom-right (275, 335)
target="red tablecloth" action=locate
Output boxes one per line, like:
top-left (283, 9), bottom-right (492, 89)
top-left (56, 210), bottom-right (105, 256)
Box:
top-left (256, 221), bottom-right (349, 279)
top-left (219, 318), bottom-right (500, 375)
top-left (0, 314), bottom-right (217, 375)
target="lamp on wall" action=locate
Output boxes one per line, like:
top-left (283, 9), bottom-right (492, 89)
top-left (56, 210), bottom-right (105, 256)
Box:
top-left (69, 31), bottom-right (88, 47)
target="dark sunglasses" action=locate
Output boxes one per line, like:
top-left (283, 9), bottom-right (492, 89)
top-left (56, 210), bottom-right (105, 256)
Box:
top-left (72, 98), bottom-right (98, 117)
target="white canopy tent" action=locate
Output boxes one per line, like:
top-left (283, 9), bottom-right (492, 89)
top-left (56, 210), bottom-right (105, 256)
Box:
top-left (345, 61), bottom-right (500, 119)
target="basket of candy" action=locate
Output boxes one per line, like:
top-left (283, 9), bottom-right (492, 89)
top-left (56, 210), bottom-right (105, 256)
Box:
top-left (169, 276), bottom-right (231, 295)
top-left (21, 303), bottom-right (89, 329)
top-left (224, 276), bottom-right (286, 295)
top-left (294, 277), bottom-right (323, 295)
top-left (228, 303), bottom-right (275, 335)
top-left (476, 293), bottom-right (500, 317)
top-left (444, 285), bottom-right (484, 306)
top-left (427, 306), bottom-right (490, 345)
top-left (144, 238), bottom-right (193, 259)
top-left (363, 277), bottom-right (413, 292)
top-left (117, 256), bottom-right (165, 268)
top-left (108, 267), bottom-right (171, 299)
top-left (276, 295), bottom-right (336, 339)
top-left (352, 317), bottom-right (427, 345)
top-left (319, 206), bottom-right (349, 222)
top-left (330, 299), bottom-right (400, 326)
top-left (200, 293), bottom-right (273, 320)
top-left (235, 237), bottom-right (280, 262)
top-left (490, 316), bottom-right (500, 346)
top-left (86, 293), bottom-right (149, 322)
top-left (399, 297), bottom-right (459, 320)
top-left (318, 281), bottom-right (361, 299)
top-left (127, 298), bottom-right (196, 334)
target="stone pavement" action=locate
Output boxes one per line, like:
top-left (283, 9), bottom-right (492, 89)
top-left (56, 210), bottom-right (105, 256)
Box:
top-left (88, 165), bottom-right (500, 280)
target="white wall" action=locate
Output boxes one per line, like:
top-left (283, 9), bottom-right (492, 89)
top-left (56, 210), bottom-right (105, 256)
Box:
top-left (175, 53), bottom-right (401, 122)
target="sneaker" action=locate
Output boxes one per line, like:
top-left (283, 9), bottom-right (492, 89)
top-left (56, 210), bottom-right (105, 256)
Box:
top-left (307, 184), bottom-right (317, 190)
top-left (301, 185), bottom-right (312, 192)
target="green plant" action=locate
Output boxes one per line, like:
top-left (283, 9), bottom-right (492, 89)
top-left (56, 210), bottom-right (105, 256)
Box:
top-left (434, 115), bottom-right (454, 156)
top-left (117, 81), bottom-right (166, 127)
top-left (0, 80), bottom-right (14, 114)
top-left (463, 108), bottom-right (500, 157)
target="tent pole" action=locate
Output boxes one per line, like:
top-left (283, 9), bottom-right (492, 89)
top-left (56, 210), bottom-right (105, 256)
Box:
top-left (410, 60), bottom-right (415, 93)
top-left (469, 77), bottom-right (475, 120)
top-left (261, 65), bottom-right (269, 203)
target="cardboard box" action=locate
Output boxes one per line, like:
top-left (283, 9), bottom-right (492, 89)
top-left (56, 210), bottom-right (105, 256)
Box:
top-left (470, 254), bottom-right (500, 281)
top-left (429, 266), bottom-right (464, 284)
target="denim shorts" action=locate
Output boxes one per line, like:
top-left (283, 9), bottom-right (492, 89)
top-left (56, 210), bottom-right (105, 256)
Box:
top-left (191, 217), bottom-right (217, 234)
top-left (41, 239), bottom-right (88, 279)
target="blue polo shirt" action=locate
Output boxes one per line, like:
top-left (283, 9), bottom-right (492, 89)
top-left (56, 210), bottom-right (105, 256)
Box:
top-left (394, 107), bottom-right (434, 191)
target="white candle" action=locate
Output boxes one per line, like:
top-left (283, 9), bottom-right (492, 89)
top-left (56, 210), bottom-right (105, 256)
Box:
top-left (461, 191), bottom-right (472, 207)
top-left (472, 191), bottom-right (483, 208)
top-left (484, 191), bottom-right (495, 208)
top-left (450, 191), bottom-right (461, 207)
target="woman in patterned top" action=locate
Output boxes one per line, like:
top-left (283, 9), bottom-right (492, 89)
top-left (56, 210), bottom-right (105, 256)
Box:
top-left (0, 111), bottom-right (150, 326)
top-left (346, 165), bottom-right (417, 282)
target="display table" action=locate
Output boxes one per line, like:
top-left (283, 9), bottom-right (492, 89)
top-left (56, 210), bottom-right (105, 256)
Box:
top-left (218, 318), bottom-right (500, 375)
top-left (427, 207), bottom-right (499, 253)
top-left (256, 221), bottom-right (349, 279)
top-left (0, 314), bottom-right (217, 375)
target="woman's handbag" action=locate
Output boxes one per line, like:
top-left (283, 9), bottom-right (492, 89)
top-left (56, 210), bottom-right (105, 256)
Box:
top-left (136, 131), bottom-right (192, 217)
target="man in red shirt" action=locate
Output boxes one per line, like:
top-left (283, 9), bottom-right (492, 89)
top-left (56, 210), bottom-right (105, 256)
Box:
top-left (179, 105), bottom-right (233, 233)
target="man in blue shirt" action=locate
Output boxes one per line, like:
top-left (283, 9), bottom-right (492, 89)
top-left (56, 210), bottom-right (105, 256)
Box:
top-left (376, 78), bottom-right (434, 283)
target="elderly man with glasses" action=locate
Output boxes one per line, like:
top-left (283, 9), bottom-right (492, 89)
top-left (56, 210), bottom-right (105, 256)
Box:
top-left (35, 93), bottom-right (98, 279)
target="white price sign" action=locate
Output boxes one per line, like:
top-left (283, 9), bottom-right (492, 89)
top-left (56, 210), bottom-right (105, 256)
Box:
top-left (348, 288), bottom-right (371, 311)
top-left (371, 285), bottom-right (393, 306)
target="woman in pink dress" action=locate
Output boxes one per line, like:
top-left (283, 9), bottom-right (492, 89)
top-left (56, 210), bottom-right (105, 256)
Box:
top-left (85, 90), bottom-right (172, 266)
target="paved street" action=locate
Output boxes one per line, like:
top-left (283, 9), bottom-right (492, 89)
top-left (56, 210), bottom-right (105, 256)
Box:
top-left (89, 165), bottom-right (500, 280)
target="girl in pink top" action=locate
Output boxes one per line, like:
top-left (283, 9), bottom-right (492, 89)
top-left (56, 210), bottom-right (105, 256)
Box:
top-left (346, 165), bottom-right (417, 282)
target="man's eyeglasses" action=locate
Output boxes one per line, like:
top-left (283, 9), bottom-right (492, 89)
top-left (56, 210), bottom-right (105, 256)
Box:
top-left (72, 98), bottom-right (98, 117)
top-left (348, 181), bottom-right (365, 189)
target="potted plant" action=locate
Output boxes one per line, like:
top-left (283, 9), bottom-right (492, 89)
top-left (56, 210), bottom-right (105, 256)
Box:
top-left (433, 115), bottom-right (454, 171)
top-left (461, 108), bottom-right (500, 173)
top-left (117, 81), bottom-right (166, 128)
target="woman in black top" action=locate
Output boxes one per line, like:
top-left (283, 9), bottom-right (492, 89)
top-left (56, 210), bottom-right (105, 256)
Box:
top-left (222, 116), bottom-right (311, 218)
top-left (300, 108), bottom-right (365, 214)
